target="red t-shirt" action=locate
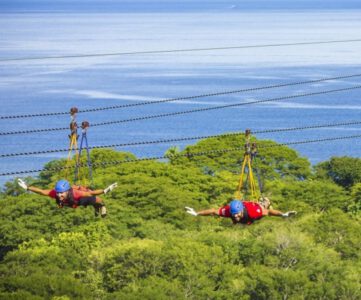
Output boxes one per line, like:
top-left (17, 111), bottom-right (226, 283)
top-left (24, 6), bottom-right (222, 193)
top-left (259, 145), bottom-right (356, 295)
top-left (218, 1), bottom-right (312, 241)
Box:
top-left (48, 188), bottom-right (88, 205)
top-left (218, 205), bottom-right (232, 218)
top-left (218, 201), bottom-right (263, 222)
top-left (242, 201), bottom-right (263, 221)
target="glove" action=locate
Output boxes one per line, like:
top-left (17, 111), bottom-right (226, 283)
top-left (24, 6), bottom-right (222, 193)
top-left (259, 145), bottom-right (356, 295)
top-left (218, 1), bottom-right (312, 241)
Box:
top-left (282, 211), bottom-right (297, 217)
top-left (185, 206), bottom-right (198, 216)
top-left (104, 182), bottom-right (118, 194)
top-left (17, 178), bottom-right (28, 190)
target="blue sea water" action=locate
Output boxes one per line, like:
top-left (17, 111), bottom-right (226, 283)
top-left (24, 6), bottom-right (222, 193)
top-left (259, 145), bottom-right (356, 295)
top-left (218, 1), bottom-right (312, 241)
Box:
top-left (1, 1), bottom-right (361, 13)
top-left (0, 11), bottom-right (361, 187)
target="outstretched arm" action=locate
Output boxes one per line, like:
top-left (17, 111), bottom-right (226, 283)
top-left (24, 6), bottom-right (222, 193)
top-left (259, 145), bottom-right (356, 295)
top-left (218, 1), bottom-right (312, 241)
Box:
top-left (87, 189), bottom-right (105, 196)
top-left (28, 186), bottom-right (52, 196)
top-left (79, 183), bottom-right (118, 196)
top-left (262, 208), bottom-right (297, 217)
top-left (185, 207), bottom-right (219, 216)
top-left (18, 179), bottom-right (51, 196)
top-left (91, 182), bottom-right (118, 195)
top-left (197, 208), bottom-right (219, 216)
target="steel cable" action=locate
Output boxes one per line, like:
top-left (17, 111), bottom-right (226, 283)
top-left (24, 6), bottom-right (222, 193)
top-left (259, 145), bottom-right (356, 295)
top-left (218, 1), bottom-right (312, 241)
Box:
top-left (1, 72), bottom-right (361, 120)
top-left (1, 120), bottom-right (361, 158)
top-left (1, 133), bottom-right (360, 176)
top-left (1, 38), bottom-right (361, 62)
top-left (1, 85), bottom-right (361, 136)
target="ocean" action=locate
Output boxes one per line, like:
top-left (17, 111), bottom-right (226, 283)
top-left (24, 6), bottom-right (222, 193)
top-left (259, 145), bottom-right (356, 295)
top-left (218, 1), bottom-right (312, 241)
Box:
top-left (0, 11), bottom-right (361, 187)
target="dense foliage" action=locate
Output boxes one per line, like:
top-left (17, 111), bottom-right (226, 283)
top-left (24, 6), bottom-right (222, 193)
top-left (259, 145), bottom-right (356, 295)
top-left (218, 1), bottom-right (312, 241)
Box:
top-left (0, 136), bottom-right (360, 299)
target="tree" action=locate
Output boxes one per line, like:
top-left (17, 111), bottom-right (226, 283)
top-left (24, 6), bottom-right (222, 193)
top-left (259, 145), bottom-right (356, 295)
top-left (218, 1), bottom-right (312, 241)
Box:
top-left (0, 142), bottom-right (360, 299)
top-left (315, 156), bottom-right (361, 188)
top-left (349, 183), bottom-right (361, 214)
top-left (169, 136), bottom-right (311, 181)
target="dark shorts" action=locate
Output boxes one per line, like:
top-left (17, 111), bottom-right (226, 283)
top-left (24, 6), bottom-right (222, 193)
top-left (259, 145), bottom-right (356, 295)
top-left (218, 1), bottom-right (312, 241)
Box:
top-left (78, 196), bottom-right (97, 207)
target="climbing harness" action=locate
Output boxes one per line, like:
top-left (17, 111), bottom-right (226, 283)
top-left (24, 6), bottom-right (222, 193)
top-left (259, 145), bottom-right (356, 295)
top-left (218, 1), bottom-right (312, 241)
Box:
top-left (251, 142), bottom-right (264, 195)
top-left (63, 107), bottom-right (93, 187)
top-left (74, 120), bottom-right (93, 186)
top-left (65, 107), bottom-right (79, 181)
top-left (234, 129), bottom-right (262, 200)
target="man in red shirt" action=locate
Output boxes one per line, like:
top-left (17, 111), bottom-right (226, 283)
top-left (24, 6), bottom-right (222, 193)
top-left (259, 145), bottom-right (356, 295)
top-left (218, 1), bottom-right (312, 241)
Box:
top-left (185, 198), bottom-right (296, 225)
top-left (17, 179), bottom-right (117, 218)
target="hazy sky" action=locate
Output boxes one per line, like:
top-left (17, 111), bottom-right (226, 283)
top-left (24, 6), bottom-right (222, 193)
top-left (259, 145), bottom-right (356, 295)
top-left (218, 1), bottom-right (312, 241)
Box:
top-left (1, 0), bottom-right (361, 13)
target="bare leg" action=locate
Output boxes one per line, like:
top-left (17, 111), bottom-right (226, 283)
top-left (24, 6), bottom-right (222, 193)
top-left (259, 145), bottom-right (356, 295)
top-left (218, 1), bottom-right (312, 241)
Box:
top-left (95, 197), bottom-right (104, 204)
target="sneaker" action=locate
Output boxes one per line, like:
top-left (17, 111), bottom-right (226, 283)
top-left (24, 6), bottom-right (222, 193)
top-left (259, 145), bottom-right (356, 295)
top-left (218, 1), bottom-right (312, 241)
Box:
top-left (100, 206), bottom-right (107, 218)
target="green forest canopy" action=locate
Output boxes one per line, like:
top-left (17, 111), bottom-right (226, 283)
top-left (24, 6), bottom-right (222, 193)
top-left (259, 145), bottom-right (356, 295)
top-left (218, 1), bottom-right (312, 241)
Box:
top-left (0, 136), bottom-right (360, 299)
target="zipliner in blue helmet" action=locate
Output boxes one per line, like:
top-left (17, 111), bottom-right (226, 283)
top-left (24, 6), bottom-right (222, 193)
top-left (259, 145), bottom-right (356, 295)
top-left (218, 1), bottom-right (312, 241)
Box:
top-left (55, 179), bottom-right (71, 193)
top-left (16, 178), bottom-right (119, 218)
top-left (229, 200), bottom-right (244, 215)
top-left (185, 198), bottom-right (297, 224)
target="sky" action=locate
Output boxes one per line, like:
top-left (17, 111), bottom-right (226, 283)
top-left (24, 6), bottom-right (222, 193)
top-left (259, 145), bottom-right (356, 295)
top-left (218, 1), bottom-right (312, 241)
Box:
top-left (1, 0), bottom-right (361, 13)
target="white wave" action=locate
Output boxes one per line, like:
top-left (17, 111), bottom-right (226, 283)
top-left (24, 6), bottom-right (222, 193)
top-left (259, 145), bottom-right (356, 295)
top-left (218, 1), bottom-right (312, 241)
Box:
top-left (44, 89), bottom-right (229, 105)
top-left (45, 89), bottom-right (162, 101)
top-left (75, 90), bottom-right (162, 101)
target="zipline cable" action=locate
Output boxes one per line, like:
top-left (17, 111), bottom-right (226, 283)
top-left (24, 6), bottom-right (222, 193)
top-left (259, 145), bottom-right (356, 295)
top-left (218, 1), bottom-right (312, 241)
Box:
top-left (1, 39), bottom-right (361, 62)
top-left (1, 120), bottom-right (361, 158)
top-left (2, 72), bottom-right (361, 120)
top-left (1, 85), bottom-right (361, 136)
top-left (1, 133), bottom-right (361, 176)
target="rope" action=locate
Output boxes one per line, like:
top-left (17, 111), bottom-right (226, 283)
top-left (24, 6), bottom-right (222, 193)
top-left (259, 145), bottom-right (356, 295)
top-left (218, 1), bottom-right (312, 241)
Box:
top-left (1, 85), bottom-right (361, 136)
top-left (1, 120), bottom-right (360, 158)
top-left (74, 128), bottom-right (93, 186)
top-left (1, 72), bottom-right (361, 120)
top-left (1, 133), bottom-right (361, 177)
top-left (1, 39), bottom-right (361, 62)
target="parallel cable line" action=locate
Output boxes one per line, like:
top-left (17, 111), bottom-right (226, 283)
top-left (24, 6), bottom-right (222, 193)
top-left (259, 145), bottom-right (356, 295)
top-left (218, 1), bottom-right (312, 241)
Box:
top-left (1, 85), bottom-right (360, 136)
top-left (2, 72), bottom-right (361, 120)
top-left (1, 120), bottom-right (361, 158)
top-left (1, 39), bottom-right (361, 62)
top-left (1, 134), bottom-right (361, 176)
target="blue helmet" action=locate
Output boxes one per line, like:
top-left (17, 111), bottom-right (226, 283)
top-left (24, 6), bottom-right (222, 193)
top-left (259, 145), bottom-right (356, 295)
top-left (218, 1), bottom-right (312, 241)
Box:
top-left (230, 200), bottom-right (244, 215)
top-left (55, 179), bottom-right (71, 193)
